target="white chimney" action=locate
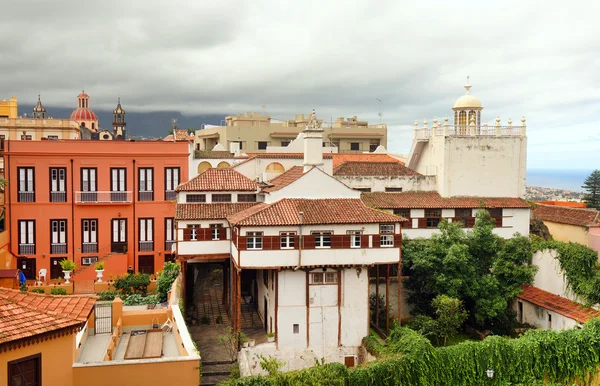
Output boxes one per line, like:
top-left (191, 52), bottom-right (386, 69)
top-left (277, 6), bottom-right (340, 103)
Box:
top-left (303, 109), bottom-right (324, 172)
top-left (229, 142), bottom-right (241, 157)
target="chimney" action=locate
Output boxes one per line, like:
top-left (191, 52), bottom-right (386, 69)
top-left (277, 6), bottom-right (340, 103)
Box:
top-left (229, 142), bottom-right (241, 157)
top-left (303, 109), bottom-right (324, 172)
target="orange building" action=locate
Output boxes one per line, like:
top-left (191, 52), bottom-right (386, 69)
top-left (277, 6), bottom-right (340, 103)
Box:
top-left (4, 140), bottom-right (189, 290)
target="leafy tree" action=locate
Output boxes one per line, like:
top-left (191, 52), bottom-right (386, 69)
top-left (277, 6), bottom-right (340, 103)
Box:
top-left (431, 295), bottom-right (468, 346)
top-left (403, 210), bottom-right (537, 333)
top-left (582, 169), bottom-right (600, 209)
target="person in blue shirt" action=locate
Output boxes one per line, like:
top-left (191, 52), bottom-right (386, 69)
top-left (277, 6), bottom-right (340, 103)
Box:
top-left (18, 269), bottom-right (27, 286)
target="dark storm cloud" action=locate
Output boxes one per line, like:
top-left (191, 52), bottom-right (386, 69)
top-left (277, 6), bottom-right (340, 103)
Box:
top-left (2, 0), bottom-right (600, 167)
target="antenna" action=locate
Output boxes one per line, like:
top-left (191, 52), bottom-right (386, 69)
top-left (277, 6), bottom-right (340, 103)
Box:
top-left (261, 104), bottom-right (267, 116)
top-left (171, 119), bottom-right (178, 131)
top-left (376, 98), bottom-right (383, 123)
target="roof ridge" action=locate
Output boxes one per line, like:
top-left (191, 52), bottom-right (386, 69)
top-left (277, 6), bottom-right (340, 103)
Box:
top-left (0, 290), bottom-right (93, 322)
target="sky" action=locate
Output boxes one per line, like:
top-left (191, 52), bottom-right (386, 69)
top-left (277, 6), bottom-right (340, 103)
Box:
top-left (2, 0), bottom-right (600, 169)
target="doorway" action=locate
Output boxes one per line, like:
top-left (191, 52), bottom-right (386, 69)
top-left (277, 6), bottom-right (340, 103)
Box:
top-left (138, 255), bottom-right (154, 274)
top-left (17, 258), bottom-right (36, 280)
top-left (50, 257), bottom-right (63, 279)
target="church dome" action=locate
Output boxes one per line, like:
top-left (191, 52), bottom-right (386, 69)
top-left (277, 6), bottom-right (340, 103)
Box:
top-left (70, 108), bottom-right (98, 121)
top-left (452, 80), bottom-right (483, 110)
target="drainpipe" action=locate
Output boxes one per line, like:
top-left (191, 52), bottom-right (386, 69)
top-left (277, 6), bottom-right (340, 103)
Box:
top-left (294, 212), bottom-right (303, 270)
top-left (133, 159), bottom-right (136, 272)
top-left (6, 140), bottom-right (19, 262)
top-left (71, 159), bottom-right (75, 262)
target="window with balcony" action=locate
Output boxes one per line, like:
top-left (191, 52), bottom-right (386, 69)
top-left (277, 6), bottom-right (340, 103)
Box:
top-left (186, 194), bottom-right (206, 203)
top-left (50, 219), bottom-right (67, 254)
top-left (165, 167), bottom-right (180, 200)
top-left (380, 224), bottom-right (394, 247)
top-left (50, 167), bottom-right (67, 202)
top-left (311, 272), bottom-right (337, 285)
top-left (347, 230), bottom-right (362, 248)
top-left (165, 218), bottom-right (175, 251)
top-left (212, 194), bottom-right (232, 203)
top-left (138, 168), bottom-right (154, 201)
top-left (246, 232), bottom-right (263, 250)
top-left (425, 209), bottom-right (442, 228)
top-left (18, 220), bottom-right (35, 255)
top-left (111, 219), bottom-right (127, 253)
top-left (110, 168), bottom-right (127, 202)
top-left (210, 224), bottom-right (223, 240)
top-left (311, 231), bottom-right (332, 248)
top-left (17, 167), bottom-right (35, 202)
top-left (237, 194), bottom-right (257, 203)
top-left (280, 232), bottom-right (296, 249)
top-left (139, 218), bottom-right (154, 252)
top-left (82, 219), bottom-right (98, 253)
top-left (80, 168), bottom-right (98, 202)
top-left (185, 224), bottom-right (200, 241)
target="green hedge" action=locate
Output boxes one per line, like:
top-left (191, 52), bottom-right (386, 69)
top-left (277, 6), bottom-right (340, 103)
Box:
top-left (221, 320), bottom-right (600, 386)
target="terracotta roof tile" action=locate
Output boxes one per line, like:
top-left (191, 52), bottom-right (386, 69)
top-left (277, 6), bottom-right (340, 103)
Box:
top-left (361, 191), bottom-right (530, 209)
top-left (0, 288), bottom-right (95, 346)
top-left (244, 152), bottom-right (334, 159)
top-left (538, 201), bottom-right (587, 208)
top-left (262, 166), bottom-right (305, 193)
top-left (517, 285), bottom-right (600, 324)
top-left (332, 153), bottom-right (404, 168)
top-left (176, 203), bottom-right (259, 220)
top-left (176, 168), bottom-right (259, 192)
top-left (533, 204), bottom-right (600, 227)
top-left (334, 162), bottom-right (420, 177)
top-left (227, 198), bottom-right (404, 226)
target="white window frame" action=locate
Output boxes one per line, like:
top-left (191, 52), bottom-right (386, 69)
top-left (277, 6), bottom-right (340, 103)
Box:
top-left (210, 224), bottom-right (222, 240)
top-left (165, 167), bottom-right (180, 191)
top-left (312, 231), bottom-right (332, 249)
top-left (112, 219), bottom-right (127, 243)
top-left (165, 218), bottom-right (175, 242)
top-left (18, 167), bottom-right (35, 193)
top-left (139, 218), bottom-right (154, 242)
top-left (50, 168), bottom-right (66, 193)
top-left (347, 230), bottom-right (362, 248)
top-left (81, 168), bottom-right (97, 192)
top-left (379, 224), bottom-right (394, 247)
top-left (311, 271), bottom-right (338, 285)
top-left (280, 232), bottom-right (296, 249)
top-left (111, 168), bottom-right (126, 192)
top-left (19, 220), bottom-right (35, 245)
top-left (51, 220), bottom-right (66, 245)
top-left (246, 231), bottom-right (263, 250)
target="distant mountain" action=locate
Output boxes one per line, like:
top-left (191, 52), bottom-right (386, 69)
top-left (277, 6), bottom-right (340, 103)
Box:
top-left (20, 105), bottom-right (226, 139)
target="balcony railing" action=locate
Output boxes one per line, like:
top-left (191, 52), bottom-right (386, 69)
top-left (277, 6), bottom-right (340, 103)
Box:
top-left (18, 191), bottom-right (35, 202)
top-left (182, 228), bottom-right (227, 242)
top-left (50, 191), bottom-right (67, 203)
top-left (111, 242), bottom-right (128, 254)
top-left (139, 241), bottom-right (154, 252)
top-left (76, 191), bottom-right (132, 204)
top-left (165, 190), bottom-right (176, 201)
top-left (19, 244), bottom-right (35, 255)
top-left (138, 191), bottom-right (154, 201)
top-left (51, 243), bottom-right (67, 255)
top-left (82, 242), bottom-right (98, 253)
top-left (165, 240), bottom-right (175, 252)
top-left (233, 233), bottom-right (402, 251)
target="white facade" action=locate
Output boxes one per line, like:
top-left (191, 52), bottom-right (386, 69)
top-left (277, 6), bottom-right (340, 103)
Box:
top-left (514, 298), bottom-right (579, 330)
top-left (335, 174), bottom-right (437, 193)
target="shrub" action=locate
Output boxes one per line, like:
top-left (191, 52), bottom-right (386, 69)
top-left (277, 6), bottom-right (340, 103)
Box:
top-left (258, 354), bottom-right (285, 376)
top-left (59, 259), bottom-right (76, 271)
top-left (30, 288), bottom-right (45, 294)
top-left (50, 287), bottom-right (67, 295)
top-left (98, 290), bottom-right (119, 301)
top-left (113, 273), bottom-right (150, 295)
top-left (123, 294), bottom-right (158, 306)
top-left (157, 262), bottom-right (180, 302)
top-left (95, 261), bottom-right (105, 270)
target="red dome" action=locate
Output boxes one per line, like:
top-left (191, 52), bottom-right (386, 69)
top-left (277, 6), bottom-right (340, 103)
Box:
top-left (78, 91), bottom-right (89, 98)
top-left (70, 108), bottom-right (98, 121)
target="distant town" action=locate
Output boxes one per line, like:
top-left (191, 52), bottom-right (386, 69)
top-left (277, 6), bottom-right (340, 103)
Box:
top-left (525, 185), bottom-right (585, 202)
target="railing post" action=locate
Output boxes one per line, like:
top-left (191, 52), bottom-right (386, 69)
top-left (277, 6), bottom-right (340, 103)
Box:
top-left (520, 116), bottom-right (526, 136)
top-left (443, 115), bottom-right (449, 136)
top-left (413, 120), bottom-right (419, 139)
top-left (495, 116), bottom-right (501, 136)
top-left (469, 115), bottom-right (476, 136)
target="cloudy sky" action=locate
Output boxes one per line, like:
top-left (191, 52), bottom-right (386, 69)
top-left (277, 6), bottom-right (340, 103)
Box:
top-left (2, 1), bottom-right (599, 169)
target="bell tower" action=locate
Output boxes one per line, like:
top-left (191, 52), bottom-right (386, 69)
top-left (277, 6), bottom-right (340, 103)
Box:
top-left (32, 94), bottom-right (46, 119)
top-left (452, 77), bottom-right (483, 133)
top-left (112, 98), bottom-right (126, 140)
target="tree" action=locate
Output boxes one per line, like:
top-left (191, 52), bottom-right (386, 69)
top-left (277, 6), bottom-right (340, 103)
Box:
top-left (582, 169), bottom-right (600, 209)
top-left (431, 295), bottom-right (468, 346)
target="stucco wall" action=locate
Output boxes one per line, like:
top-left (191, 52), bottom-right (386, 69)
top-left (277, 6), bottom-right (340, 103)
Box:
top-left (542, 221), bottom-right (589, 246)
top-left (335, 175), bottom-right (437, 192)
top-left (514, 299), bottom-right (578, 330)
top-left (589, 228), bottom-right (600, 259)
top-left (532, 249), bottom-right (577, 301)
top-left (265, 167), bottom-right (358, 202)
top-left (233, 157), bottom-right (334, 181)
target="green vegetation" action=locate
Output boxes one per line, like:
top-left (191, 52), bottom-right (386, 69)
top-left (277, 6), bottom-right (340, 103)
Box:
top-left (50, 287), bottom-right (67, 295)
top-left (59, 259), bottom-right (76, 271)
top-left (157, 262), bottom-right (179, 302)
top-left (431, 295), bottom-right (468, 346)
top-left (30, 288), bottom-right (45, 294)
top-left (222, 320), bottom-right (600, 385)
top-left (582, 169), bottom-right (600, 209)
top-left (97, 290), bottom-right (119, 301)
top-left (122, 294), bottom-right (158, 306)
top-left (112, 272), bottom-right (150, 295)
top-left (258, 355), bottom-right (285, 376)
top-left (95, 261), bottom-right (105, 270)
top-left (218, 327), bottom-right (248, 362)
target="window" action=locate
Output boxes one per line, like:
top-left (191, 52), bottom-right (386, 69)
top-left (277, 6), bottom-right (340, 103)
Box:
top-left (8, 354), bottom-right (41, 386)
top-left (385, 187), bottom-right (403, 192)
top-left (18, 167), bottom-right (35, 202)
top-left (311, 271), bottom-right (337, 284)
top-left (50, 219), bottom-right (67, 254)
top-left (138, 168), bottom-right (153, 201)
top-left (231, 140), bottom-right (243, 150)
top-left (111, 219), bottom-right (127, 253)
top-left (82, 256), bottom-right (98, 266)
top-left (139, 218), bottom-right (154, 252)
top-left (350, 142), bottom-right (360, 151)
top-left (425, 209), bottom-right (442, 228)
top-left (20, 134), bottom-right (32, 140)
top-left (247, 232), bottom-right (263, 250)
top-left (237, 194), bottom-right (257, 202)
top-left (50, 167), bottom-right (66, 202)
top-left (281, 141), bottom-right (290, 147)
top-left (487, 208), bottom-right (503, 218)
top-left (210, 224), bottom-right (222, 240)
top-left (186, 194), bottom-right (206, 203)
top-left (257, 141), bottom-right (268, 150)
top-left (82, 219), bottom-right (98, 253)
top-left (0, 135), bottom-right (5, 140)
top-left (48, 135), bottom-right (59, 140)
top-left (280, 232), bottom-right (296, 249)
top-left (165, 218), bottom-right (175, 251)
top-left (354, 187), bottom-right (371, 193)
top-left (455, 208), bottom-right (471, 227)
top-left (312, 231), bottom-right (332, 248)
top-left (380, 224), bottom-right (394, 247)
top-left (293, 324), bottom-right (299, 334)
top-left (393, 209), bottom-right (410, 219)
top-left (347, 230), bottom-right (362, 248)
top-left (212, 194), bottom-right (232, 202)
top-left (186, 224), bottom-right (200, 241)
top-left (110, 168), bottom-right (127, 201)
top-left (165, 167), bottom-right (180, 200)
top-left (370, 141), bottom-right (380, 152)
top-left (80, 168), bottom-right (98, 202)
top-left (18, 220), bottom-right (35, 255)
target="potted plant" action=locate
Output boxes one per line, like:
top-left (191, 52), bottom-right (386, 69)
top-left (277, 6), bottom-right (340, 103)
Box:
top-left (59, 259), bottom-right (76, 284)
top-left (266, 332), bottom-right (275, 343)
top-left (95, 261), bottom-right (105, 282)
top-left (248, 338), bottom-right (256, 347)
top-left (239, 331), bottom-right (249, 348)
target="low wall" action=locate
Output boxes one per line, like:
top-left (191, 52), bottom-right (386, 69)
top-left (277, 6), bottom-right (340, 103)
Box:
top-left (94, 279), bottom-right (157, 294)
top-left (26, 282), bottom-right (73, 294)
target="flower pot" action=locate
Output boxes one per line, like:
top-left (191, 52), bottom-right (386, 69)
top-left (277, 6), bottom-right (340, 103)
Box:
top-left (95, 269), bottom-right (104, 283)
top-left (267, 336), bottom-right (275, 343)
top-left (248, 339), bottom-right (256, 347)
top-left (63, 270), bottom-right (72, 284)
top-left (242, 342), bottom-right (249, 348)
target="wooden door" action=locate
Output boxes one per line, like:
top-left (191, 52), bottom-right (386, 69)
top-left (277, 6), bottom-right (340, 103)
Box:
top-left (344, 356), bottom-right (355, 368)
top-left (50, 257), bottom-right (63, 279)
top-left (17, 258), bottom-right (36, 280)
top-left (138, 255), bottom-right (154, 275)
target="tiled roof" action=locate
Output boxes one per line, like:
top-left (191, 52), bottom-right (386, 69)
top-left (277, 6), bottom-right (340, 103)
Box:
top-left (176, 203), bottom-right (259, 220)
top-left (194, 150), bottom-right (236, 159)
top-left (332, 153), bottom-right (404, 168)
top-left (174, 129), bottom-right (192, 141)
top-left (244, 153), bottom-right (334, 159)
top-left (176, 168), bottom-right (258, 192)
top-left (533, 204), bottom-right (600, 228)
top-left (538, 201), bottom-right (587, 209)
top-left (517, 285), bottom-right (600, 324)
top-left (227, 198), bottom-right (404, 226)
top-left (334, 162), bottom-right (420, 177)
top-left (0, 288), bottom-right (96, 346)
top-left (262, 166), bottom-right (305, 193)
top-left (361, 191), bottom-right (531, 209)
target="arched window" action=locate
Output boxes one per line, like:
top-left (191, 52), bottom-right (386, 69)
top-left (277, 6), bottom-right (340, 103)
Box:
top-left (198, 161), bottom-right (212, 174)
top-left (217, 161), bottom-right (231, 169)
top-left (92, 122), bottom-right (95, 131)
top-left (265, 162), bottom-right (285, 174)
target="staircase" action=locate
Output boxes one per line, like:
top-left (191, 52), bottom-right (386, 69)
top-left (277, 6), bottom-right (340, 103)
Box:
top-left (407, 138), bottom-right (428, 171)
top-left (201, 361), bottom-right (234, 386)
top-left (72, 245), bottom-right (127, 294)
